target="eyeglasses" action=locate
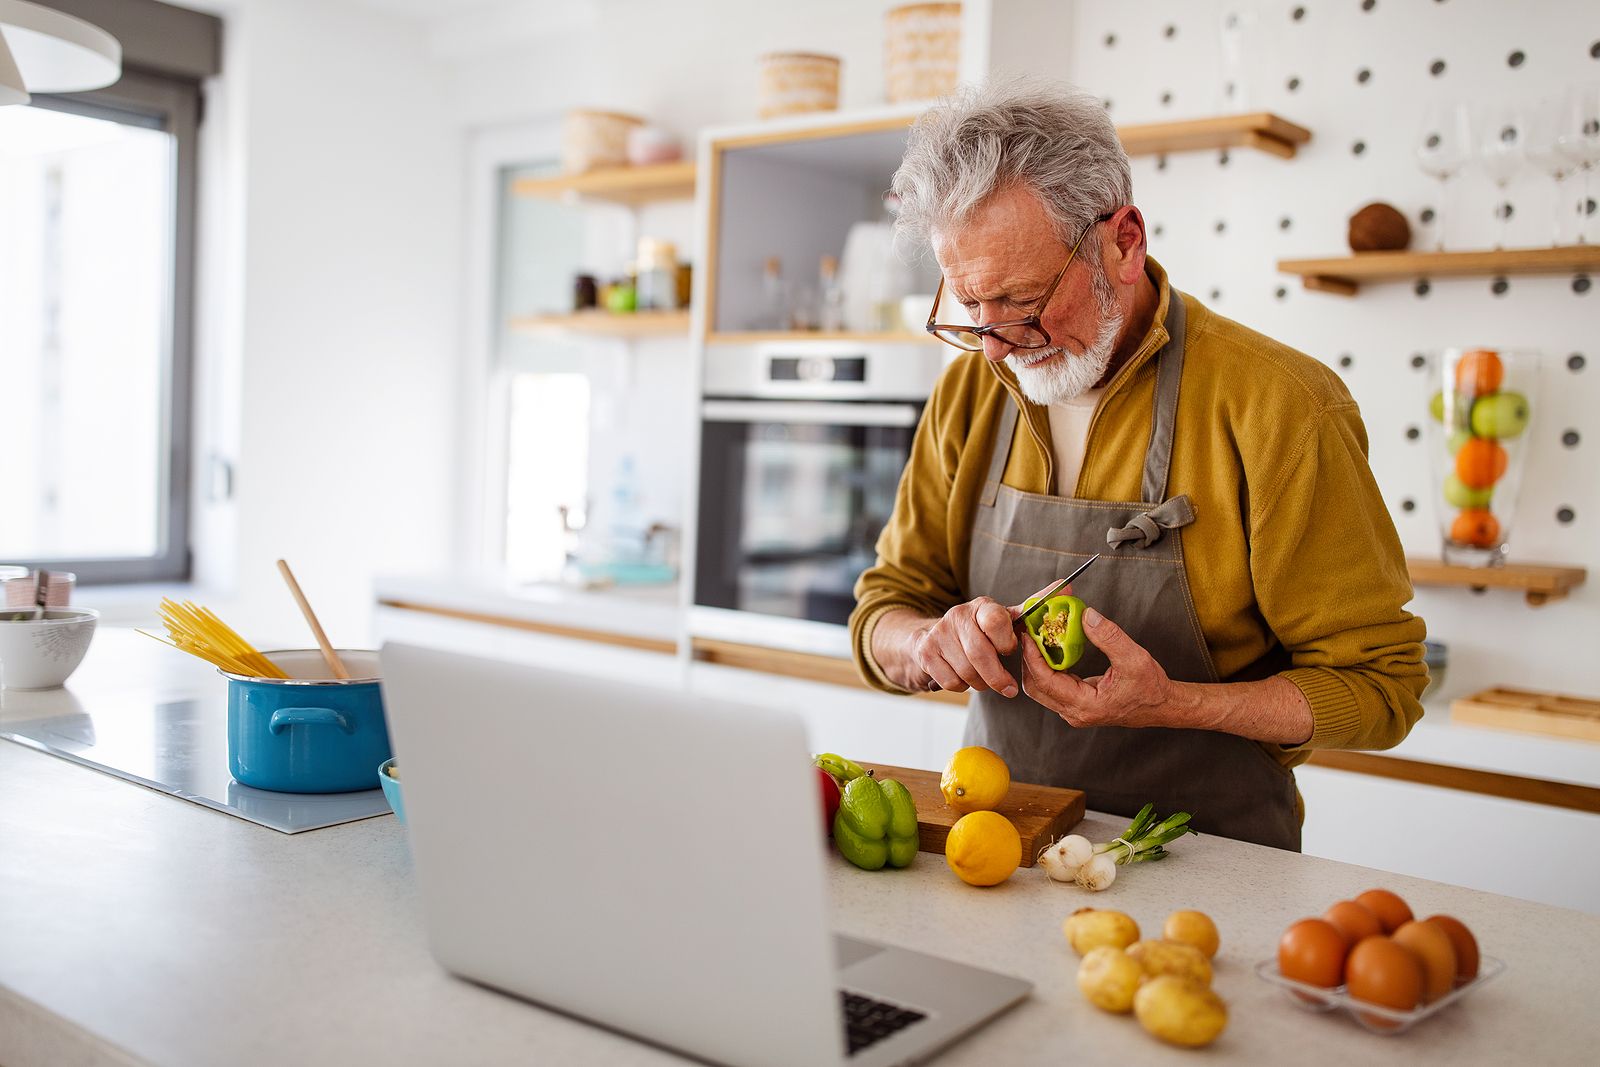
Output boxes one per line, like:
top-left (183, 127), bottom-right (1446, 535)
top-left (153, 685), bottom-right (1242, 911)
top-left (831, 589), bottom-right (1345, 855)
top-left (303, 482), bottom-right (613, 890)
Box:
top-left (925, 211), bottom-right (1117, 352)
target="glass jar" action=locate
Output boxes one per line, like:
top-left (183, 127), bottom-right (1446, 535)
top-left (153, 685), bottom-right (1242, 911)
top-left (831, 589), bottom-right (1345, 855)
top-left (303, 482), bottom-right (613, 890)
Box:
top-left (635, 238), bottom-right (679, 311)
top-left (1426, 348), bottom-right (1540, 567)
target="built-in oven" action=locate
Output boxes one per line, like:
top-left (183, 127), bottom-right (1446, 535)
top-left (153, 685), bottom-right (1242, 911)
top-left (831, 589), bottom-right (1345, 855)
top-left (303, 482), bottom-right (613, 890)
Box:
top-left (691, 343), bottom-right (946, 655)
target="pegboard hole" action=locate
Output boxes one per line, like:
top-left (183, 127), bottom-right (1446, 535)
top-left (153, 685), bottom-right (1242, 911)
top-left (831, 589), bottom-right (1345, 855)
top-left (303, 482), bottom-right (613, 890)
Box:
top-left (1161, 90), bottom-right (1174, 106)
top-left (1292, 5), bottom-right (1306, 21)
top-left (1218, 149), bottom-right (1231, 166)
top-left (1491, 277), bottom-right (1510, 296)
top-left (1556, 507), bottom-right (1576, 524)
top-left (1561, 429), bottom-right (1581, 448)
top-left (1163, 24), bottom-right (1177, 39)
top-left (1357, 68), bottom-right (1372, 85)
top-left (1152, 223), bottom-right (1165, 238)
top-left (1430, 59), bottom-right (1447, 77)
top-left (1507, 50), bottom-right (1525, 68)
top-left (1362, 0), bottom-right (1376, 10)
top-left (1410, 353), bottom-right (1427, 370)
top-left (1210, 287), bottom-right (1222, 301)
top-left (1400, 498), bottom-right (1416, 513)
top-left (1214, 220), bottom-right (1227, 234)
top-left (1575, 275), bottom-right (1592, 294)
top-left (1496, 201), bottom-right (1515, 221)
top-left (1287, 76), bottom-right (1301, 92)
top-left (1569, 352), bottom-right (1587, 372)
top-left (1420, 207), bottom-right (1436, 224)
top-left (1404, 425), bottom-right (1421, 440)
top-left (1155, 153), bottom-right (1167, 171)
top-left (1104, 33), bottom-right (1116, 47)
top-left (1279, 216), bottom-right (1293, 231)
top-left (1415, 280), bottom-right (1431, 297)
top-left (1274, 286), bottom-right (1289, 301)
top-left (1339, 354), bottom-right (1355, 370)
top-left (1352, 140), bottom-right (1367, 156)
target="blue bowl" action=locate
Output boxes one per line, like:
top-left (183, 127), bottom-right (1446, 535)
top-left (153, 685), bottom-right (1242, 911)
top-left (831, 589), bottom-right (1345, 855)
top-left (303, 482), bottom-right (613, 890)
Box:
top-left (378, 757), bottom-right (404, 823)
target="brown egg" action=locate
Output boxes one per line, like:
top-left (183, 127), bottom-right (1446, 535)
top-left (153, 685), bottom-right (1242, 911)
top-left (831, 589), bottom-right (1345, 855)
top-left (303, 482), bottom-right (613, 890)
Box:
top-left (1392, 920), bottom-right (1457, 1003)
top-left (1355, 888), bottom-right (1415, 934)
top-left (1278, 919), bottom-right (1348, 994)
top-left (1345, 935), bottom-right (1424, 1029)
top-left (1323, 900), bottom-right (1383, 946)
top-left (1424, 915), bottom-right (1481, 983)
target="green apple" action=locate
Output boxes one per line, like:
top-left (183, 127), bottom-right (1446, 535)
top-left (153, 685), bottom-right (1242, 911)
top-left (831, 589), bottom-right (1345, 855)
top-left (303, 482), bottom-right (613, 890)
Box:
top-left (1443, 474), bottom-right (1493, 509)
top-left (1429, 390), bottom-right (1446, 422)
top-left (1470, 391), bottom-right (1530, 439)
top-left (1446, 428), bottom-right (1473, 455)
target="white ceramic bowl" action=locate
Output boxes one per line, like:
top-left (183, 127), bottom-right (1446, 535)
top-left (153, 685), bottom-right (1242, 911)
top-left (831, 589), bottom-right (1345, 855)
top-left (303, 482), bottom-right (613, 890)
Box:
top-left (0, 608), bottom-right (98, 689)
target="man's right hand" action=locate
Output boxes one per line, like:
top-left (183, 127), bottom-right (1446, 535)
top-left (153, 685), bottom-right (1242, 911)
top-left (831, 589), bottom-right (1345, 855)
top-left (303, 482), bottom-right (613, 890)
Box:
top-left (872, 580), bottom-right (1073, 697)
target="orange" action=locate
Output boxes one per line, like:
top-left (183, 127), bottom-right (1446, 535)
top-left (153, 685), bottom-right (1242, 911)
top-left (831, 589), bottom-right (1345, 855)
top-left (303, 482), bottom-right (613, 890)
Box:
top-left (1454, 437), bottom-right (1507, 489)
top-left (1454, 349), bottom-right (1504, 397)
top-left (1450, 509), bottom-right (1500, 548)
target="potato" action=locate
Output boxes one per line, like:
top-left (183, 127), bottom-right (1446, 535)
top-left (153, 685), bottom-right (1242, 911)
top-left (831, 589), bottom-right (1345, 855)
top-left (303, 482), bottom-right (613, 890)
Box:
top-left (1134, 976), bottom-right (1229, 1048)
top-left (1062, 908), bottom-right (1140, 956)
top-left (1126, 939), bottom-right (1213, 988)
top-left (1162, 909), bottom-right (1220, 959)
top-left (1076, 946), bottom-right (1142, 1014)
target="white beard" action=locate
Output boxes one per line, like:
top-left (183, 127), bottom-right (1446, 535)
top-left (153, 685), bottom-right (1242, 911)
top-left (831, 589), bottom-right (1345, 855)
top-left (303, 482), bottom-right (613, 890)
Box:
top-left (1007, 303), bottom-right (1125, 405)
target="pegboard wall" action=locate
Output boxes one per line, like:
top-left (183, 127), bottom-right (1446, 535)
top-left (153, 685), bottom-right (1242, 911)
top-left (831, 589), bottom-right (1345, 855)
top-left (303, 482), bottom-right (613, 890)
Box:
top-left (1069, 0), bottom-right (1599, 700)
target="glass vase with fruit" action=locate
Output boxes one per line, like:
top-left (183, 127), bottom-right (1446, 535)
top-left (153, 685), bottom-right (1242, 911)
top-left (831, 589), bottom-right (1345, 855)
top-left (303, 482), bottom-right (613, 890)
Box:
top-left (1427, 349), bottom-right (1539, 567)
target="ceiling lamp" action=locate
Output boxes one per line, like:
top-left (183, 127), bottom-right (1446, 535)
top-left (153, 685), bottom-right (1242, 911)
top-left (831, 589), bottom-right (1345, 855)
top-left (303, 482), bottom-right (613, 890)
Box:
top-left (0, 0), bottom-right (121, 106)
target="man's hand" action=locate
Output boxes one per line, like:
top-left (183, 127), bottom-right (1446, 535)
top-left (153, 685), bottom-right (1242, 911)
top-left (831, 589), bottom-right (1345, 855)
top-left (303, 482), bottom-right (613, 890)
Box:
top-left (875, 580), bottom-right (1073, 696)
top-left (1019, 606), bottom-right (1178, 727)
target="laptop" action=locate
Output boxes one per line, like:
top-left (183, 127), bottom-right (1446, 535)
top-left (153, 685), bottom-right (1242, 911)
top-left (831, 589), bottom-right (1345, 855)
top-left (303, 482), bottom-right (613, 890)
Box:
top-left (379, 642), bottom-right (1031, 1067)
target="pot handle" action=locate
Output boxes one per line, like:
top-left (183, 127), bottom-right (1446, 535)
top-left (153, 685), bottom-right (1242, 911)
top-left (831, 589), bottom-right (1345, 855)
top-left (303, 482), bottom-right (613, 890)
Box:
top-left (268, 706), bottom-right (355, 735)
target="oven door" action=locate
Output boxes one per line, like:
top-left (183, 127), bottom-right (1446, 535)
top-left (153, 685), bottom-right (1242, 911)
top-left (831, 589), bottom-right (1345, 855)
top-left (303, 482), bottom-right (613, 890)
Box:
top-left (695, 398), bottom-right (922, 633)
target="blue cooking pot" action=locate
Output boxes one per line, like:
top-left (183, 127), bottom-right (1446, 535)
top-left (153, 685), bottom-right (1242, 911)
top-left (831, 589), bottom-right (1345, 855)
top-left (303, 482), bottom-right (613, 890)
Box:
top-left (225, 650), bottom-right (390, 793)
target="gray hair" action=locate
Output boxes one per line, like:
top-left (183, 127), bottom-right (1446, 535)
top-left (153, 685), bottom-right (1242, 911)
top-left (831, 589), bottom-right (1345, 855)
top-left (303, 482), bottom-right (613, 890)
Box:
top-left (891, 78), bottom-right (1131, 258)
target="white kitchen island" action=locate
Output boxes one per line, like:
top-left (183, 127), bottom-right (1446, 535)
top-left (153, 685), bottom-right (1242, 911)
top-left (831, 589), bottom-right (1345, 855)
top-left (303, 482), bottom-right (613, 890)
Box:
top-left (4, 633), bottom-right (1600, 1066)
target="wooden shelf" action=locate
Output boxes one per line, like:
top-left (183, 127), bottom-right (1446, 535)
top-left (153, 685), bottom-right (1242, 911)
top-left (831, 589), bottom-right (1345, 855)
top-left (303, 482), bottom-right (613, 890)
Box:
top-left (1117, 112), bottom-right (1312, 159)
top-left (1280, 245), bottom-right (1600, 296)
top-left (706, 330), bottom-right (937, 345)
top-left (509, 310), bottom-right (691, 338)
top-left (510, 160), bottom-right (697, 206)
top-left (1407, 558), bottom-right (1588, 606)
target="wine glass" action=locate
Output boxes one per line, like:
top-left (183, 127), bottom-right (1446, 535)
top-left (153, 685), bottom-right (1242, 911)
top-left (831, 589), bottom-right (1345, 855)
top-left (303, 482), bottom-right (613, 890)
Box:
top-left (1476, 102), bottom-right (1528, 250)
top-left (1415, 101), bottom-right (1473, 251)
top-left (1556, 83), bottom-right (1600, 244)
top-left (1527, 97), bottom-right (1578, 246)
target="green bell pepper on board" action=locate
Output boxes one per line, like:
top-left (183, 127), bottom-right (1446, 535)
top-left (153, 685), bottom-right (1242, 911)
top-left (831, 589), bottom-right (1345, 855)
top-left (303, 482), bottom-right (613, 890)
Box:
top-left (1021, 593), bottom-right (1087, 671)
top-left (833, 776), bottom-right (919, 870)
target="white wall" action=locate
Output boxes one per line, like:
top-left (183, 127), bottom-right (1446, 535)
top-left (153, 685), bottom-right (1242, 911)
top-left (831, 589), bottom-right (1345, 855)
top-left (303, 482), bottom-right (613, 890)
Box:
top-left (188, 0), bottom-right (461, 647)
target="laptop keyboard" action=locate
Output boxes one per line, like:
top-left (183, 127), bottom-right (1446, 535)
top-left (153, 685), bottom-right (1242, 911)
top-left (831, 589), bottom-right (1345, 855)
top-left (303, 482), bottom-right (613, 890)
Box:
top-left (840, 990), bottom-right (928, 1056)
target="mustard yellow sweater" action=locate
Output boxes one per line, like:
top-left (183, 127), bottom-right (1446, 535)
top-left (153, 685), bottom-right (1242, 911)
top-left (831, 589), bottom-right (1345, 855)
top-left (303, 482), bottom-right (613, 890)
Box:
top-left (850, 259), bottom-right (1427, 768)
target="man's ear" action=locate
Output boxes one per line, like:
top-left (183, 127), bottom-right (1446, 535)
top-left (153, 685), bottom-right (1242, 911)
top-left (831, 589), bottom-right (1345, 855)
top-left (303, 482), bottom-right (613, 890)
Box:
top-left (1106, 206), bottom-right (1147, 287)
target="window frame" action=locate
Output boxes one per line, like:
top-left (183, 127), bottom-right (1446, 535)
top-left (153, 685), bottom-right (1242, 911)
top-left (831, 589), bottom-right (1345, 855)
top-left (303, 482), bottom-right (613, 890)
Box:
top-left (14, 69), bottom-right (200, 583)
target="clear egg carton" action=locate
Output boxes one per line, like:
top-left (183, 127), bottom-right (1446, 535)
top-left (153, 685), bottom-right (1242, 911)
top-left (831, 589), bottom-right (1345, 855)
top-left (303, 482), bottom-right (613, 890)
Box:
top-left (1253, 956), bottom-right (1506, 1035)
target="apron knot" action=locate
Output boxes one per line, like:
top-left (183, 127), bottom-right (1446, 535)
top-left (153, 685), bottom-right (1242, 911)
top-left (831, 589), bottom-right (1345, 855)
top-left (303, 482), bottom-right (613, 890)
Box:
top-left (1106, 495), bottom-right (1197, 550)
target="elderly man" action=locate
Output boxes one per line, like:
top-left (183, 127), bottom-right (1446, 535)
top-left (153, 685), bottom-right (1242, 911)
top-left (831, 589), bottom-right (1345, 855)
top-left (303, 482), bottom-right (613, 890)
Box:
top-left (849, 80), bottom-right (1427, 850)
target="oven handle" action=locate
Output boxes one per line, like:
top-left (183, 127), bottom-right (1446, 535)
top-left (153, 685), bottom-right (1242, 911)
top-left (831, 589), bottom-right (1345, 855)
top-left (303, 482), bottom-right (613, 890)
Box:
top-left (700, 400), bottom-right (920, 428)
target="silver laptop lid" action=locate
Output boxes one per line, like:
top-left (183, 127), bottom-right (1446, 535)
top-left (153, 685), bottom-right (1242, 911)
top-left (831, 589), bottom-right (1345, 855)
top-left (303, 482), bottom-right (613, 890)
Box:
top-left (380, 642), bottom-right (846, 1067)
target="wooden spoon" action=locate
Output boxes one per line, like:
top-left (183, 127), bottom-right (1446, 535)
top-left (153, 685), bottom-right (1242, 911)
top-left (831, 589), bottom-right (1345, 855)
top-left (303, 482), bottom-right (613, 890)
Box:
top-left (276, 559), bottom-right (350, 680)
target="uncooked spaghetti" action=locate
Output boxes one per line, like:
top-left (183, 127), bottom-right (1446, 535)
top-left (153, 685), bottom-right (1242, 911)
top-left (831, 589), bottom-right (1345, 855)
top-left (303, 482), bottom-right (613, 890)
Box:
top-left (139, 599), bottom-right (290, 679)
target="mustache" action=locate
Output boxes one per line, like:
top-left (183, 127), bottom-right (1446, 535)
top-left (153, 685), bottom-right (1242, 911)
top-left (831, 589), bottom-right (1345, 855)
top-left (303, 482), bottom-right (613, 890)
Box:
top-left (1011, 346), bottom-right (1065, 368)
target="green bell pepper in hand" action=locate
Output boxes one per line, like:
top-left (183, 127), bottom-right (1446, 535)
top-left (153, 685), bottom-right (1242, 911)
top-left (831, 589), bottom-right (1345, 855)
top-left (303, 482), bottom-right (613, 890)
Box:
top-left (833, 776), bottom-right (919, 870)
top-left (1021, 594), bottom-right (1087, 671)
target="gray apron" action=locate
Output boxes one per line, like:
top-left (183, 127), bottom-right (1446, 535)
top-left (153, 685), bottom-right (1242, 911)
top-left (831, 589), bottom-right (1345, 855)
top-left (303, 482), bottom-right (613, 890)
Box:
top-left (964, 296), bottom-right (1302, 851)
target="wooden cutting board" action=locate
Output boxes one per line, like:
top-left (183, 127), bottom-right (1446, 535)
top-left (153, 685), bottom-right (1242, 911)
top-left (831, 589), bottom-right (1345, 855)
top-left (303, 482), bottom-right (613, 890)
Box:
top-left (1451, 687), bottom-right (1600, 742)
top-left (859, 763), bottom-right (1085, 867)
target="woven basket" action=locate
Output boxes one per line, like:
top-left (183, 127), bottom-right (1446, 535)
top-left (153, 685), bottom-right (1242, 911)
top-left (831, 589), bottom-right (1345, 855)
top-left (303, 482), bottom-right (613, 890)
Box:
top-left (758, 52), bottom-right (841, 119)
top-left (561, 109), bottom-right (644, 174)
top-left (885, 2), bottom-right (961, 104)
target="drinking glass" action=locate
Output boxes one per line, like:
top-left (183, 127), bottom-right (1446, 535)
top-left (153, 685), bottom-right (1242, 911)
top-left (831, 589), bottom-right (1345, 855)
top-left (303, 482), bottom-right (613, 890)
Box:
top-left (1556, 83), bottom-right (1600, 244)
top-left (1415, 101), bottom-right (1473, 251)
top-left (1526, 97), bottom-right (1578, 245)
top-left (1476, 102), bottom-right (1527, 250)
top-left (1427, 349), bottom-right (1540, 568)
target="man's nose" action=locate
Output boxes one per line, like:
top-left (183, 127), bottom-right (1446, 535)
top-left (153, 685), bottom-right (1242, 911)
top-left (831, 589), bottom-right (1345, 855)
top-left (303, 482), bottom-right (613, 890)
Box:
top-left (981, 334), bottom-right (1015, 363)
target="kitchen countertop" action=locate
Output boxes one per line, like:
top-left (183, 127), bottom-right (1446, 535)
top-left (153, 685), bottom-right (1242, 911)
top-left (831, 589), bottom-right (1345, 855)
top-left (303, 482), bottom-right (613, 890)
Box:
top-left (375, 573), bottom-right (1600, 789)
top-left (4, 635), bottom-right (1600, 1065)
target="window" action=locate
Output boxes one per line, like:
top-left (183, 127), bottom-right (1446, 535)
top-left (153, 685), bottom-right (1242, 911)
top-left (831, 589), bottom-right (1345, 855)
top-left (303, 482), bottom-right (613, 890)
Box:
top-left (0, 69), bottom-right (199, 582)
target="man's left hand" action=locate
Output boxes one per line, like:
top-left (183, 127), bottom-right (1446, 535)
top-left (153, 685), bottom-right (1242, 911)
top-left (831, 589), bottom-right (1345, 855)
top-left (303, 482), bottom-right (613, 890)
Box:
top-left (1018, 607), bottom-right (1179, 728)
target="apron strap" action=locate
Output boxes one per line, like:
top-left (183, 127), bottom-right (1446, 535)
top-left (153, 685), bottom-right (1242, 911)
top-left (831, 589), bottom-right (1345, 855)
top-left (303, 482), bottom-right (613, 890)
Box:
top-left (980, 396), bottom-right (1020, 508)
top-left (1106, 494), bottom-right (1197, 549)
top-left (1140, 294), bottom-right (1188, 505)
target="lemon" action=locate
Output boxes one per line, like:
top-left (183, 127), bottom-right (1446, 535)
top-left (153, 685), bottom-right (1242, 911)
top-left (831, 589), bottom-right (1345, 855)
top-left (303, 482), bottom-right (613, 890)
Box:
top-left (940, 745), bottom-right (1010, 814)
top-left (944, 810), bottom-right (1021, 887)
